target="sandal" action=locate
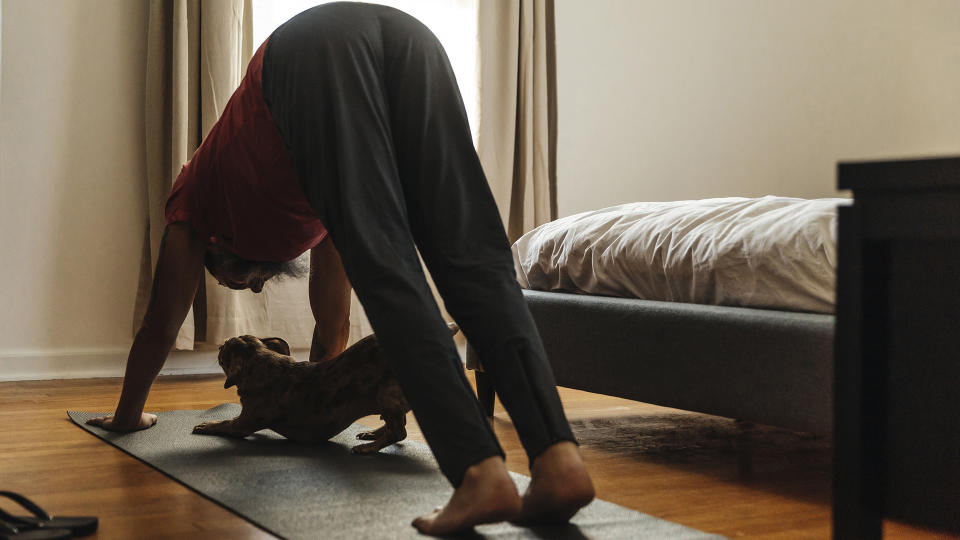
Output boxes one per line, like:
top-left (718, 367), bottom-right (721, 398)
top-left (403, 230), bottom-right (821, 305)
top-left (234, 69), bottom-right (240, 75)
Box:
top-left (0, 492), bottom-right (97, 538)
top-left (0, 518), bottom-right (71, 540)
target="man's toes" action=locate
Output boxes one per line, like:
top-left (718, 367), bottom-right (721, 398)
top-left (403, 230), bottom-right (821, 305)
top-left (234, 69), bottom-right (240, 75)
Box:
top-left (411, 512), bottom-right (436, 533)
top-left (411, 509), bottom-right (454, 535)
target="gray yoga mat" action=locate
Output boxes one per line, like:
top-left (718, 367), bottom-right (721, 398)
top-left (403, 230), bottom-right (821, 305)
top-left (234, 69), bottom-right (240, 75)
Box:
top-left (69, 405), bottom-right (723, 539)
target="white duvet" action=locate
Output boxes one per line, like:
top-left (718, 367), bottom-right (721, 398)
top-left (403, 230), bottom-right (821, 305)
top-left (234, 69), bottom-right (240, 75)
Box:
top-left (512, 196), bottom-right (847, 314)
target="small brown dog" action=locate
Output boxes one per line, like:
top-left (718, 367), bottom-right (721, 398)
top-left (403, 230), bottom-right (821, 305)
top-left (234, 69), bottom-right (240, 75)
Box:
top-left (193, 323), bottom-right (459, 453)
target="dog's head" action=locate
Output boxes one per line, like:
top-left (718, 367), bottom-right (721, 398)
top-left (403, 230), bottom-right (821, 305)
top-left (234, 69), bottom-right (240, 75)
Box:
top-left (218, 335), bottom-right (291, 389)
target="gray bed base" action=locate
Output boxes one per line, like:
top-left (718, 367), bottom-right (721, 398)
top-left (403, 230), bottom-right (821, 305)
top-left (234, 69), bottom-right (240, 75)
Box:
top-left (470, 289), bottom-right (835, 436)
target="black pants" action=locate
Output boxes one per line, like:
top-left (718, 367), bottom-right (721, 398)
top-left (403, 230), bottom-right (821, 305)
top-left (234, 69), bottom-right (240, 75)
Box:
top-left (262, 2), bottom-right (575, 486)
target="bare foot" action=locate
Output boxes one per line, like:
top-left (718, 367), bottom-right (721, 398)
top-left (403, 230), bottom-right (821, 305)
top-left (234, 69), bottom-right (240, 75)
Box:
top-left (86, 412), bottom-right (157, 432)
top-left (515, 441), bottom-right (594, 525)
top-left (412, 455), bottom-right (522, 535)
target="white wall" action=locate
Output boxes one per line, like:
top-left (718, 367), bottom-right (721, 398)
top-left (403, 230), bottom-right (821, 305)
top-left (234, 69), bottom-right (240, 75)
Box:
top-left (0, 0), bottom-right (150, 377)
top-left (555, 0), bottom-right (960, 217)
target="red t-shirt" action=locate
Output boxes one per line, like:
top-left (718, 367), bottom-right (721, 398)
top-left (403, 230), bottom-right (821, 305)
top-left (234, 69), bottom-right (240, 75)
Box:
top-left (165, 39), bottom-right (327, 262)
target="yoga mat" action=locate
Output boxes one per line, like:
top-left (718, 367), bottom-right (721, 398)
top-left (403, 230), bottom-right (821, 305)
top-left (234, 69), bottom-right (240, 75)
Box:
top-left (69, 405), bottom-right (724, 539)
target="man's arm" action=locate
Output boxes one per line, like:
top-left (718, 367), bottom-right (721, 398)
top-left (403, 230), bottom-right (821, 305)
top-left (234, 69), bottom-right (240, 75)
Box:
top-left (88, 222), bottom-right (206, 431)
top-left (309, 236), bottom-right (351, 362)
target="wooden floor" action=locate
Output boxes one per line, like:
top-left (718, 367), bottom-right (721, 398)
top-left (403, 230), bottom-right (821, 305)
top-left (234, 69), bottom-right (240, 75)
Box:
top-left (0, 375), bottom-right (954, 539)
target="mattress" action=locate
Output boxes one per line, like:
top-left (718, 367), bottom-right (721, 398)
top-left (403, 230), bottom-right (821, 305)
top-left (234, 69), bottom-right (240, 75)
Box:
top-left (512, 196), bottom-right (847, 313)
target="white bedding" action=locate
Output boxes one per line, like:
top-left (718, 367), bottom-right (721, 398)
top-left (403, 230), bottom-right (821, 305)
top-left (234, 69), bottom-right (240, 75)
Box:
top-left (512, 196), bottom-right (847, 313)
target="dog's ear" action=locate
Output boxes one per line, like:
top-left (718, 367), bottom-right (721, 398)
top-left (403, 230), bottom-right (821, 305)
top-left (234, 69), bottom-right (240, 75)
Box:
top-left (260, 337), bottom-right (291, 356)
top-left (219, 336), bottom-right (259, 389)
top-left (446, 322), bottom-right (460, 335)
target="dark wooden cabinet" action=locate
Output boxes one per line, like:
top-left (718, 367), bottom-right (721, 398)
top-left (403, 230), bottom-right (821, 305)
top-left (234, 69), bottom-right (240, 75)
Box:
top-left (834, 156), bottom-right (960, 538)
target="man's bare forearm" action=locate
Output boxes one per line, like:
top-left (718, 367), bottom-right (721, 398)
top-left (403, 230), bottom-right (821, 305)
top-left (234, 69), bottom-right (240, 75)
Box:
top-left (113, 328), bottom-right (179, 425)
top-left (310, 318), bottom-right (350, 363)
top-left (105, 223), bottom-right (205, 428)
top-left (310, 237), bottom-right (352, 362)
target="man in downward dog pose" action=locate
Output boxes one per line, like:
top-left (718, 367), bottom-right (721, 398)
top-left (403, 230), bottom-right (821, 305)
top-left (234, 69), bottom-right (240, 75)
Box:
top-left (89, 3), bottom-right (593, 534)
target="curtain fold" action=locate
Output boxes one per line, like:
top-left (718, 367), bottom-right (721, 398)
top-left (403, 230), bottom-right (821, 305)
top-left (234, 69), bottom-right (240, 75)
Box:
top-left (477, 0), bottom-right (558, 244)
top-left (137, 0), bottom-right (317, 351)
top-left (137, 0), bottom-right (203, 349)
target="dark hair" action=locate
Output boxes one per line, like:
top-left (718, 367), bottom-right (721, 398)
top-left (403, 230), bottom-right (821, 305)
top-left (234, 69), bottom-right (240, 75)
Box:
top-left (204, 245), bottom-right (308, 282)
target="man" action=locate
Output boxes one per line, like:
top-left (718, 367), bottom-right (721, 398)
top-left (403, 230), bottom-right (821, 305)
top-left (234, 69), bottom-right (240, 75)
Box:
top-left (89, 3), bottom-right (593, 535)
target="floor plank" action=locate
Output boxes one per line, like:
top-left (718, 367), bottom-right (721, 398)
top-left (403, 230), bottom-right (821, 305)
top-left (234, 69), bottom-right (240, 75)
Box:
top-left (0, 375), bottom-right (954, 539)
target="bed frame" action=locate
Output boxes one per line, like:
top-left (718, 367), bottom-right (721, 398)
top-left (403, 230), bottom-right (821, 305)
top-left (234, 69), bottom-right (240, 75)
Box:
top-left (470, 289), bottom-right (834, 436)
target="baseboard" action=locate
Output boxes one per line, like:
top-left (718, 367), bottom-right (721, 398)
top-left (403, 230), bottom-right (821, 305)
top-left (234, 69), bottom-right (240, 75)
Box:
top-left (0, 347), bottom-right (309, 382)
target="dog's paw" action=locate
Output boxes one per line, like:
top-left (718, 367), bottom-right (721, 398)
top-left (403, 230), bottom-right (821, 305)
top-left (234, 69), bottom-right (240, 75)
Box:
top-left (192, 421), bottom-right (219, 434)
top-left (356, 427), bottom-right (385, 441)
top-left (351, 442), bottom-right (383, 454)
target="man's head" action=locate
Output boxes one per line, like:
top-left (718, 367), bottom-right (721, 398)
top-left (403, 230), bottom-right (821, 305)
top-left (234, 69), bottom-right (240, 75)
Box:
top-left (204, 243), bottom-right (307, 293)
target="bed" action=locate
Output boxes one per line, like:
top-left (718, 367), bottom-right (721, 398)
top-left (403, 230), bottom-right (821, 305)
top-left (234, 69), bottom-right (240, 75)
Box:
top-left (468, 196), bottom-right (842, 436)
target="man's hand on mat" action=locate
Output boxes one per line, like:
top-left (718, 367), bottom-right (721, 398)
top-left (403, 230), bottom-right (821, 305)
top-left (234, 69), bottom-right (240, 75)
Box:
top-left (86, 412), bottom-right (158, 432)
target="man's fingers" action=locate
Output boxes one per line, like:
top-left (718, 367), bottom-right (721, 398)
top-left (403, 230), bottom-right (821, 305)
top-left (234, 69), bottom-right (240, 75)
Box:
top-left (86, 413), bottom-right (157, 432)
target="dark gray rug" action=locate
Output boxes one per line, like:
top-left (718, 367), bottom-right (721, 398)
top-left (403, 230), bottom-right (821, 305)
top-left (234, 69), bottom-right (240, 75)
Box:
top-left (69, 405), bottom-right (723, 540)
top-left (569, 414), bottom-right (831, 464)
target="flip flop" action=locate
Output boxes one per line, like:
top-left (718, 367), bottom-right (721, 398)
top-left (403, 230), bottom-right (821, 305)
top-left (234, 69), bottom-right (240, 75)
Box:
top-left (0, 492), bottom-right (97, 538)
top-left (0, 518), bottom-right (71, 540)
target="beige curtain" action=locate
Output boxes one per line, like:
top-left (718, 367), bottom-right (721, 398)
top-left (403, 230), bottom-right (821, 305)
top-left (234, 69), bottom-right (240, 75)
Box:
top-left (468, 0), bottom-right (557, 370)
top-left (476, 0), bottom-right (558, 244)
top-left (137, 0), bottom-right (318, 351)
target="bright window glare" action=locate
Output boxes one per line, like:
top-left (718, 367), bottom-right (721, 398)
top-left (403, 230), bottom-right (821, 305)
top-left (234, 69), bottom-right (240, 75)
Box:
top-left (252, 0), bottom-right (479, 140)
